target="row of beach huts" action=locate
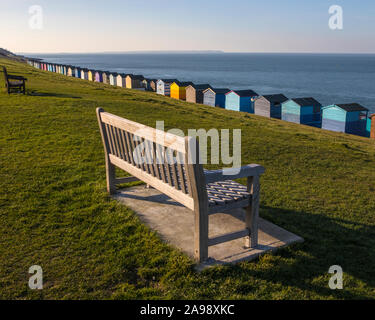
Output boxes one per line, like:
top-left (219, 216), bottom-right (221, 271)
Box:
top-left (27, 59), bottom-right (375, 139)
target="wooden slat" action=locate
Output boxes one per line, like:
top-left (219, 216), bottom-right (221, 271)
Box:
top-left (152, 142), bottom-right (161, 180)
top-left (101, 112), bottom-right (185, 153)
top-left (109, 125), bottom-right (120, 157)
top-left (124, 130), bottom-right (135, 166)
top-left (208, 229), bottom-right (249, 247)
top-left (119, 129), bottom-right (129, 162)
top-left (168, 149), bottom-right (179, 189)
top-left (104, 124), bottom-right (114, 155)
top-left (176, 152), bottom-right (187, 194)
top-left (113, 127), bottom-right (123, 159)
top-left (129, 132), bottom-right (142, 169)
top-left (163, 149), bottom-right (173, 187)
top-left (109, 154), bottom-right (194, 210)
top-left (156, 143), bottom-right (167, 183)
top-left (144, 139), bottom-right (155, 177)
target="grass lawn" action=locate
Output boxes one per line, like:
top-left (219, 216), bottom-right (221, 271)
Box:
top-left (0, 58), bottom-right (374, 300)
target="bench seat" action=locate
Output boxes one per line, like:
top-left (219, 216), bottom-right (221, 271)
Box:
top-left (207, 180), bottom-right (250, 207)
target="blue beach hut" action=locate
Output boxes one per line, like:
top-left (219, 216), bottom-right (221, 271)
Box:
top-left (366, 114), bottom-right (374, 138)
top-left (225, 90), bottom-right (258, 113)
top-left (321, 103), bottom-right (369, 136)
top-left (74, 67), bottom-right (81, 78)
top-left (203, 88), bottom-right (231, 108)
top-left (282, 97), bottom-right (322, 127)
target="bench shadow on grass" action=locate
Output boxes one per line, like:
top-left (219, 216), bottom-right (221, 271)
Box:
top-left (27, 90), bottom-right (82, 99)
top-left (115, 187), bottom-right (375, 298)
top-left (216, 205), bottom-right (375, 299)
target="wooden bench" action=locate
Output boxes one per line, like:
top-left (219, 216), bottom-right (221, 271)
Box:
top-left (2, 66), bottom-right (27, 94)
top-left (96, 108), bottom-right (265, 262)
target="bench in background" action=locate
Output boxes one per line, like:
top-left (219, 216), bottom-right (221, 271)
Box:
top-left (2, 66), bottom-right (27, 94)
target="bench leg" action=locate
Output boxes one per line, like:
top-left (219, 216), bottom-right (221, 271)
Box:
top-left (106, 160), bottom-right (116, 195)
top-left (194, 207), bottom-right (209, 263)
top-left (245, 176), bottom-right (260, 248)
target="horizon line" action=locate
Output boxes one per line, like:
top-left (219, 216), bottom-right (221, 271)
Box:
top-left (18, 50), bottom-right (375, 55)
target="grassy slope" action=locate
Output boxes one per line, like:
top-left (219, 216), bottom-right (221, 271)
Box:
top-left (0, 58), bottom-right (374, 300)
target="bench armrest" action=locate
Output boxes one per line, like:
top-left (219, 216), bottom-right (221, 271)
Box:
top-left (8, 75), bottom-right (27, 80)
top-left (204, 164), bottom-right (265, 184)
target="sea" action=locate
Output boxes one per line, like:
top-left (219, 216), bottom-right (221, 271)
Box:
top-left (26, 53), bottom-right (375, 113)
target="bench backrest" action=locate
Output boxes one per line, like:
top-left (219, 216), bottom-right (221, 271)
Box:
top-left (96, 108), bottom-right (207, 211)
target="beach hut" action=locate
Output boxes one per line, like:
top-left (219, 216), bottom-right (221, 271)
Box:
top-left (156, 79), bottom-right (178, 96)
top-left (101, 72), bottom-right (110, 84)
top-left (254, 94), bottom-right (289, 119)
top-left (203, 88), bottom-right (231, 108)
top-left (170, 81), bottom-right (194, 100)
top-left (109, 73), bottom-right (118, 86)
top-left (367, 114), bottom-right (375, 139)
top-left (141, 78), bottom-right (156, 91)
top-left (149, 79), bottom-right (157, 92)
top-left (67, 66), bottom-right (74, 77)
top-left (74, 67), bottom-right (81, 78)
top-left (81, 69), bottom-right (89, 80)
top-left (88, 70), bottom-right (95, 81)
top-left (116, 74), bottom-right (127, 87)
top-left (186, 84), bottom-right (212, 104)
top-left (321, 103), bottom-right (369, 136)
top-left (225, 90), bottom-right (258, 113)
top-left (282, 97), bottom-right (322, 126)
top-left (95, 71), bottom-right (103, 83)
top-left (126, 75), bottom-right (144, 89)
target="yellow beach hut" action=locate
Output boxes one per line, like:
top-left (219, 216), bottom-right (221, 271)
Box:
top-left (67, 66), bottom-right (74, 77)
top-left (88, 70), bottom-right (95, 81)
top-left (170, 81), bottom-right (194, 100)
top-left (126, 75), bottom-right (144, 89)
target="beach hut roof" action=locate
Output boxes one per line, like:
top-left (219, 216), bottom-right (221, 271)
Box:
top-left (291, 97), bottom-right (321, 106)
top-left (334, 103), bottom-right (368, 112)
top-left (129, 75), bottom-right (144, 80)
top-left (262, 94), bottom-right (289, 104)
top-left (370, 113), bottom-right (375, 118)
top-left (174, 81), bottom-right (194, 87)
top-left (227, 90), bottom-right (258, 97)
top-left (159, 79), bottom-right (178, 83)
top-left (204, 88), bottom-right (231, 94)
top-left (189, 84), bottom-right (212, 90)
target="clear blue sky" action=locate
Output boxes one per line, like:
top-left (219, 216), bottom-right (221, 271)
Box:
top-left (1, 0), bottom-right (374, 53)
